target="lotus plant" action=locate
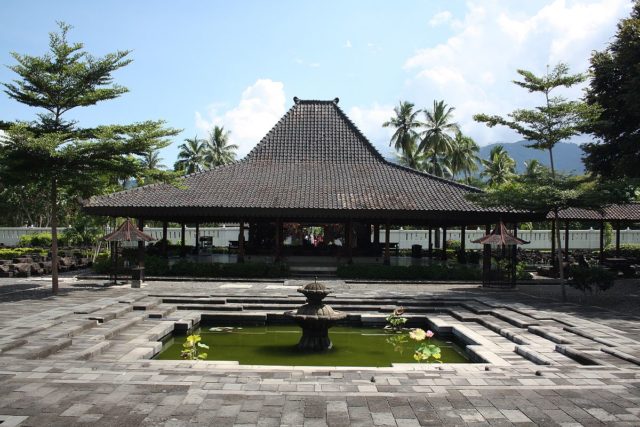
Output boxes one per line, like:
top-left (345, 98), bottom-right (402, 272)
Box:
top-left (385, 307), bottom-right (407, 332)
top-left (409, 328), bottom-right (441, 363)
top-left (180, 334), bottom-right (209, 361)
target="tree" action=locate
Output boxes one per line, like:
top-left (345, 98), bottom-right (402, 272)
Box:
top-left (396, 136), bottom-right (426, 171)
top-left (419, 100), bottom-right (459, 177)
top-left (142, 149), bottom-right (165, 170)
top-left (0, 22), bottom-right (180, 294)
top-left (480, 145), bottom-right (516, 187)
top-left (449, 131), bottom-right (480, 181)
top-left (523, 159), bottom-right (546, 179)
top-left (203, 126), bottom-right (237, 167)
top-left (383, 101), bottom-right (422, 154)
top-left (583, 1), bottom-right (640, 178)
top-left (474, 63), bottom-right (598, 300)
top-left (174, 136), bottom-right (206, 174)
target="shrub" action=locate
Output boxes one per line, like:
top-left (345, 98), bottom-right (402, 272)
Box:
top-left (336, 263), bottom-right (481, 281)
top-left (0, 247), bottom-right (48, 260)
top-left (92, 253), bottom-right (111, 274)
top-left (603, 244), bottom-right (640, 259)
top-left (18, 232), bottom-right (53, 248)
top-left (446, 240), bottom-right (461, 251)
top-left (569, 266), bottom-right (615, 294)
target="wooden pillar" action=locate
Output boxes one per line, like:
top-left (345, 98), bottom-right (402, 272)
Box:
top-left (180, 222), bottom-right (186, 258)
top-left (384, 220), bottom-right (390, 265)
top-left (428, 227), bottom-right (433, 258)
top-left (373, 224), bottom-right (380, 246)
top-left (550, 220), bottom-right (556, 268)
top-left (136, 218), bottom-right (145, 287)
top-left (564, 221), bottom-right (570, 262)
top-left (482, 224), bottom-right (492, 283)
top-left (616, 221), bottom-right (621, 257)
top-left (441, 227), bottom-right (448, 260)
top-left (460, 226), bottom-right (466, 263)
top-left (275, 220), bottom-right (282, 262)
top-left (599, 220), bottom-right (605, 262)
top-left (238, 221), bottom-right (245, 263)
top-left (194, 223), bottom-right (200, 255)
top-left (162, 221), bottom-right (168, 258)
top-left (511, 223), bottom-right (518, 287)
top-left (345, 220), bottom-right (353, 264)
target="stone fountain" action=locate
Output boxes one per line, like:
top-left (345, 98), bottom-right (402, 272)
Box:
top-left (284, 280), bottom-right (347, 351)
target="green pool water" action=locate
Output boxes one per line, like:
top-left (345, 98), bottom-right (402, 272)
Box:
top-left (155, 325), bottom-right (470, 366)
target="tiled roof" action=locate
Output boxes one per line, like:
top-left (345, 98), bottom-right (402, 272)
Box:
top-left (84, 98), bottom-right (518, 221)
top-left (549, 204), bottom-right (640, 221)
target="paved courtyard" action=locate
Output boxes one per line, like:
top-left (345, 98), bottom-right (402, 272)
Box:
top-left (0, 275), bottom-right (639, 426)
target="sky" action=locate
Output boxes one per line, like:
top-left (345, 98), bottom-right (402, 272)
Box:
top-left (0, 0), bottom-right (633, 166)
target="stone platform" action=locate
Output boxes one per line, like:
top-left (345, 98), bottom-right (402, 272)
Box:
top-left (0, 277), bottom-right (639, 426)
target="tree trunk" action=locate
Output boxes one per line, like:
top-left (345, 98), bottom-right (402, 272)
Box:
top-left (51, 177), bottom-right (59, 295)
top-left (549, 148), bottom-right (566, 302)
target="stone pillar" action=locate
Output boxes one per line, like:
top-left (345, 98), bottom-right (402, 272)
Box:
top-left (616, 221), bottom-right (621, 257)
top-left (238, 221), bottom-right (245, 263)
top-left (134, 218), bottom-right (145, 288)
top-left (482, 224), bottom-right (491, 284)
top-left (162, 221), bottom-right (168, 258)
top-left (195, 223), bottom-right (200, 255)
top-left (180, 223), bottom-right (186, 258)
top-left (384, 221), bottom-right (390, 265)
top-left (441, 227), bottom-right (448, 260)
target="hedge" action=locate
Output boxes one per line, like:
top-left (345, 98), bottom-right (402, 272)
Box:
top-left (336, 263), bottom-right (481, 281)
top-left (0, 248), bottom-right (48, 260)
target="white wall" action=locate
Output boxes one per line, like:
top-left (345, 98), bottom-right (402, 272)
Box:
top-left (2, 226), bottom-right (639, 250)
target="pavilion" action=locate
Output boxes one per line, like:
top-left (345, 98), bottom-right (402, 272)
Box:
top-left (83, 97), bottom-right (540, 272)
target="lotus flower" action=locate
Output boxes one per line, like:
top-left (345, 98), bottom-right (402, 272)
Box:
top-left (426, 330), bottom-right (434, 339)
top-left (409, 328), bottom-right (426, 341)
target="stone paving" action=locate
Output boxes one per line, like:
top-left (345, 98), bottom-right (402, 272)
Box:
top-left (0, 276), bottom-right (639, 426)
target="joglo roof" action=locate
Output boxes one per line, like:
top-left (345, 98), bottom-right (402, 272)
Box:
top-left (84, 98), bottom-right (534, 224)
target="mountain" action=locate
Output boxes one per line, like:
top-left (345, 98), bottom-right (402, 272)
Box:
top-left (479, 140), bottom-right (585, 174)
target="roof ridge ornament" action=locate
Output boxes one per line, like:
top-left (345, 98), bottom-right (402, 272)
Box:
top-left (293, 96), bottom-right (300, 104)
top-left (333, 97), bottom-right (339, 104)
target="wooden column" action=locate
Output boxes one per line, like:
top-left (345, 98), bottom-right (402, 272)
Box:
top-left (616, 221), bottom-right (621, 257)
top-left (384, 220), bottom-right (390, 265)
top-left (460, 226), bottom-right (466, 263)
top-left (238, 221), bottom-right (245, 263)
top-left (599, 221), bottom-right (605, 262)
top-left (162, 221), bottom-right (168, 258)
top-left (373, 224), bottom-right (380, 247)
top-left (345, 220), bottom-right (353, 264)
top-left (511, 223), bottom-right (518, 287)
top-left (482, 224), bottom-right (492, 284)
top-left (195, 223), bottom-right (200, 255)
top-left (136, 218), bottom-right (145, 287)
top-left (180, 223), bottom-right (186, 258)
top-left (550, 220), bottom-right (556, 268)
top-left (564, 221), bottom-right (570, 262)
top-left (275, 220), bottom-right (282, 262)
top-left (441, 227), bottom-right (448, 260)
top-left (428, 227), bottom-right (433, 258)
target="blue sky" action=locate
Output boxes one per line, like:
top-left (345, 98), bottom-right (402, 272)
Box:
top-left (0, 0), bottom-right (633, 166)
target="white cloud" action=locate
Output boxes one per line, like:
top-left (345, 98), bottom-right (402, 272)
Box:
top-left (429, 11), bottom-right (453, 27)
top-left (347, 104), bottom-right (396, 157)
top-left (344, 40), bottom-right (352, 48)
top-left (195, 79), bottom-right (286, 158)
top-left (402, 0), bottom-right (631, 145)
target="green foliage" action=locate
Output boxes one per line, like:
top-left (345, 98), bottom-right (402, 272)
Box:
top-left (419, 100), bottom-right (459, 178)
top-left (446, 240), bottom-right (461, 251)
top-left (18, 232), bottom-right (52, 247)
top-left (0, 248), bottom-right (48, 260)
top-left (203, 126), bottom-right (237, 167)
top-left (480, 145), bottom-right (516, 187)
top-left (385, 307), bottom-right (407, 332)
top-left (180, 334), bottom-right (209, 361)
top-left (337, 264), bottom-right (481, 281)
top-left (583, 1), bottom-right (640, 178)
top-left (604, 222), bottom-right (613, 248)
top-left (92, 253), bottom-right (111, 274)
top-left (409, 328), bottom-right (441, 363)
top-left (603, 244), bottom-right (640, 259)
top-left (516, 262), bottom-right (531, 280)
top-left (569, 266), bottom-right (615, 294)
top-left (383, 101), bottom-right (422, 154)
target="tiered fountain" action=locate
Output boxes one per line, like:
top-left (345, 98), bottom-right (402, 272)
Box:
top-left (284, 280), bottom-right (347, 351)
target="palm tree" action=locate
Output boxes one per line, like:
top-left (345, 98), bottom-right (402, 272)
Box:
top-left (383, 101), bottom-right (422, 154)
top-left (418, 100), bottom-right (459, 177)
top-left (174, 136), bottom-right (206, 174)
top-left (480, 145), bottom-right (516, 187)
top-left (395, 136), bottom-right (426, 170)
top-left (449, 131), bottom-right (480, 181)
top-left (523, 159), bottom-right (545, 178)
top-left (141, 149), bottom-right (165, 170)
top-left (422, 146), bottom-right (453, 178)
top-left (203, 126), bottom-right (238, 167)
